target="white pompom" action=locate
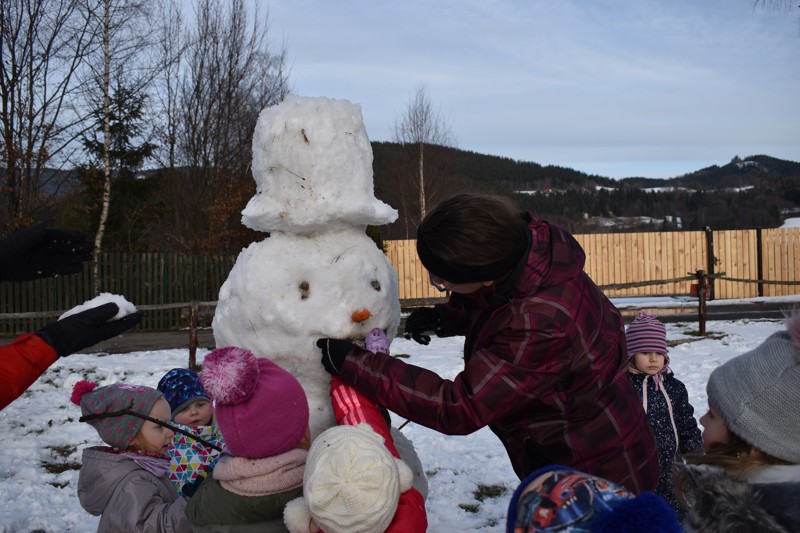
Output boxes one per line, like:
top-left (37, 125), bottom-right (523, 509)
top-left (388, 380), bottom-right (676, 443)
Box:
top-left (283, 497), bottom-right (318, 533)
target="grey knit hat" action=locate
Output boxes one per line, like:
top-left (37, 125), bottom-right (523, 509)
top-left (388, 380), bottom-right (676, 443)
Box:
top-left (707, 314), bottom-right (800, 463)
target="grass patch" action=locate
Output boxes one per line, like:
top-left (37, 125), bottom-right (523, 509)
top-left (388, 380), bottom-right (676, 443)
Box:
top-left (458, 503), bottom-right (479, 513)
top-left (474, 483), bottom-right (507, 502)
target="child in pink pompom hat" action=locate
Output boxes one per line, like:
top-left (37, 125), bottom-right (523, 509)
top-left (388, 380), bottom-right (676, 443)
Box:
top-left (185, 346), bottom-right (311, 530)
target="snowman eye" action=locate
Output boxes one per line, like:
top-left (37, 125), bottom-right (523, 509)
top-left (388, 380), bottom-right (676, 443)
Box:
top-left (371, 280), bottom-right (381, 291)
top-left (299, 281), bottom-right (310, 300)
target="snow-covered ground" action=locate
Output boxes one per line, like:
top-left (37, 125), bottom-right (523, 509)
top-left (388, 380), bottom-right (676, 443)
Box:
top-left (0, 315), bottom-right (791, 532)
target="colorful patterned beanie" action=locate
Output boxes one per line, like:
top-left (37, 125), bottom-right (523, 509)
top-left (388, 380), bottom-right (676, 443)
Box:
top-left (506, 465), bottom-right (681, 533)
top-left (157, 367), bottom-right (210, 419)
top-left (71, 380), bottom-right (163, 450)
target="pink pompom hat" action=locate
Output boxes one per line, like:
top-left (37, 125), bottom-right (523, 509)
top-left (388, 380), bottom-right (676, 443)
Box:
top-left (200, 346), bottom-right (309, 459)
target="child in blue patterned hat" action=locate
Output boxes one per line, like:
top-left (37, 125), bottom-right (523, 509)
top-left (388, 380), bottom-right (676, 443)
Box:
top-left (157, 368), bottom-right (225, 497)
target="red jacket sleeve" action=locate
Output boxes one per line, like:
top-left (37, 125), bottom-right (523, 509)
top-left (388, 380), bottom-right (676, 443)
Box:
top-left (0, 334), bottom-right (58, 410)
top-left (330, 377), bottom-right (427, 532)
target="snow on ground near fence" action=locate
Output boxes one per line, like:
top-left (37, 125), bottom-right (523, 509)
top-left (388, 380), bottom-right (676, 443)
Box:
top-left (0, 316), bottom-right (792, 532)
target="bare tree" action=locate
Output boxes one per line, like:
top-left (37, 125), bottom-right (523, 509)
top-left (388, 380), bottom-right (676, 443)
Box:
top-left (392, 83), bottom-right (456, 232)
top-left (0, 0), bottom-right (100, 233)
top-left (80, 0), bottom-right (160, 292)
top-left (168, 0), bottom-right (289, 254)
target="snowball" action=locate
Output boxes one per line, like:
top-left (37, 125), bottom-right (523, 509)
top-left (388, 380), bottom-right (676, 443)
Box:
top-left (59, 293), bottom-right (137, 321)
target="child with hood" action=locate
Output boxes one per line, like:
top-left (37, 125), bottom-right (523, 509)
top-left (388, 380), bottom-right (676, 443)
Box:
top-left (626, 312), bottom-right (702, 517)
top-left (157, 367), bottom-right (225, 497)
top-left (675, 313), bottom-right (800, 532)
top-left (184, 346), bottom-right (310, 531)
top-left (72, 380), bottom-right (192, 533)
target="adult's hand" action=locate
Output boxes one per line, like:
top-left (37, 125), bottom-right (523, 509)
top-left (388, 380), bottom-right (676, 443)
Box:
top-left (403, 307), bottom-right (443, 345)
top-left (36, 302), bottom-right (144, 358)
top-left (317, 338), bottom-right (360, 375)
top-left (0, 223), bottom-right (92, 282)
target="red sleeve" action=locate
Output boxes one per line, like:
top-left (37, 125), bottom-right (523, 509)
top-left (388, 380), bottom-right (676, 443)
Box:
top-left (0, 334), bottom-right (58, 410)
top-left (329, 377), bottom-right (428, 532)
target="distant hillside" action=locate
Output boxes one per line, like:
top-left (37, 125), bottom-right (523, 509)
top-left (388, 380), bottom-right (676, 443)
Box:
top-left (371, 144), bottom-right (800, 236)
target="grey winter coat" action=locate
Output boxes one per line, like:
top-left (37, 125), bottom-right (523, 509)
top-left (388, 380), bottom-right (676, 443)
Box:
top-left (630, 370), bottom-right (702, 517)
top-left (680, 463), bottom-right (800, 532)
top-left (77, 446), bottom-right (192, 533)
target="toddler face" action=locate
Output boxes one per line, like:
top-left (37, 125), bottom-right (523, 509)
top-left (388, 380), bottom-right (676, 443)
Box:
top-left (699, 402), bottom-right (732, 452)
top-left (131, 398), bottom-right (174, 454)
top-left (633, 352), bottom-right (665, 375)
top-left (173, 399), bottom-right (214, 427)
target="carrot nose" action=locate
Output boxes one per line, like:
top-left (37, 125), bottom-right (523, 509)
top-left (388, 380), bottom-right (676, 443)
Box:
top-left (351, 309), bottom-right (372, 323)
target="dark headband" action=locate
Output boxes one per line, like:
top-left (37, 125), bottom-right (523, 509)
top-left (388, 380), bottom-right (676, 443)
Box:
top-left (416, 233), bottom-right (528, 284)
top-left (80, 408), bottom-right (222, 451)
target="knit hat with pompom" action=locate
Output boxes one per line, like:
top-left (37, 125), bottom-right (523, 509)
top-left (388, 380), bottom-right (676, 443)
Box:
top-left (707, 312), bottom-right (800, 463)
top-left (71, 381), bottom-right (164, 450)
top-left (200, 346), bottom-right (309, 459)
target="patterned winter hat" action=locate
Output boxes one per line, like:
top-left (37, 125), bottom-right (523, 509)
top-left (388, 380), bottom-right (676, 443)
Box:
top-left (506, 465), bottom-right (681, 533)
top-left (283, 423), bottom-right (413, 533)
top-left (626, 311), bottom-right (669, 359)
top-left (71, 380), bottom-right (164, 450)
top-left (706, 313), bottom-right (800, 463)
top-left (157, 367), bottom-right (210, 419)
top-left (200, 346), bottom-right (309, 459)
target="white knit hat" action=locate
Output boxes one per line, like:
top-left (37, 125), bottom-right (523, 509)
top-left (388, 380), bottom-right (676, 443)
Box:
top-left (707, 313), bottom-right (800, 463)
top-left (283, 423), bottom-right (413, 533)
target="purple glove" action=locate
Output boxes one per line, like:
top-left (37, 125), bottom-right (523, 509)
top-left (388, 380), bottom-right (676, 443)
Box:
top-left (365, 328), bottom-right (390, 354)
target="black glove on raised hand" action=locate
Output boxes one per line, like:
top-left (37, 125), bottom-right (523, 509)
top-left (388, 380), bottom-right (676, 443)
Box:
top-left (403, 307), bottom-right (443, 345)
top-left (317, 338), bottom-right (360, 375)
top-left (0, 223), bottom-right (92, 282)
top-left (36, 302), bottom-right (144, 358)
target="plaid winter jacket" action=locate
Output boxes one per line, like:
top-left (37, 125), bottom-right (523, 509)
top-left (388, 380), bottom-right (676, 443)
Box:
top-left (339, 213), bottom-right (660, 493)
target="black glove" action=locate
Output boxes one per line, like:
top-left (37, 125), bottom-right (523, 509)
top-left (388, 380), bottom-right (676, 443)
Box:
top-left (0, 223), bottom-right (92, 282)
top-left (317, 338), bottom-right (359, 375)
top-left (36, 302), bottom-right (144, 357)
top-left (403, 307), bottom-right (443, 345)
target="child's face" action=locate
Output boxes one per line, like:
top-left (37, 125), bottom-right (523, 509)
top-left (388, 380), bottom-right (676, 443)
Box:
top-left (131, 398), bottom-right (174, 454)
top-left (173, 399), bottom-right (213, 428)
top-left (699, 402), bottom-right (732, 452)
top-left (633, 352), bottom-right (665, 375)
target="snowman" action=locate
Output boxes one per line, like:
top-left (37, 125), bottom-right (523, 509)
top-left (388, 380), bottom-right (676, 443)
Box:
top-left (212, 95), bottom-right (401, 439)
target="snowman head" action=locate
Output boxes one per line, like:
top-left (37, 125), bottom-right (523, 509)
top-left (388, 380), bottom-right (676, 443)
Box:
top-left (243, 95), bottom-right (397, 233)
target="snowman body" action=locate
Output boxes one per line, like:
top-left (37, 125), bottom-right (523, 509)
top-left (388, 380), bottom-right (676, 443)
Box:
top-left (213, 96), bottom-right (400, 438)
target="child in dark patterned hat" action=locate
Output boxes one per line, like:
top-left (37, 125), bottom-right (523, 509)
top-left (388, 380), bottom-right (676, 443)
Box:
top-left (71, 380), bottom-right (192, 532)
top-left (626, 312), bottom-right (702, 520)
top-left (157, 368), bottom-right (225, 497)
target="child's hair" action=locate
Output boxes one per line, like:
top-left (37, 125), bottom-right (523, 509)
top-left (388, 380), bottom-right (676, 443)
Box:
top-left (416, 193), bottom-right (528, 283)
top-left (625, 311), bottom-right (668, 360)
top-left (71, 380), bottom-right (164, 450)
top-left (199, 346), bottom-right (309, 459)
top-left (157, 367), bottom-right (210, 420)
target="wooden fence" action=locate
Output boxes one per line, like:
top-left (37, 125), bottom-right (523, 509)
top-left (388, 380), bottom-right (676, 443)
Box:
top-left (2, 228), bottom-right (799, 334)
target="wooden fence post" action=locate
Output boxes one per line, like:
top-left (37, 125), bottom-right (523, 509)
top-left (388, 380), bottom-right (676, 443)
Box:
top-left (188, 302), bottom-right (198, 371)
top-left (756, 228), bottom-right (764, 297)
top-left (697, 269), bottom-right (708, 335)
top-left (704, 227), bottom-right (716, 301)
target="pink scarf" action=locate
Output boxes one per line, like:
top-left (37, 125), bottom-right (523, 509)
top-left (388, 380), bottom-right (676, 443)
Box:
top-left (213, 448), bottom-right (307, 497)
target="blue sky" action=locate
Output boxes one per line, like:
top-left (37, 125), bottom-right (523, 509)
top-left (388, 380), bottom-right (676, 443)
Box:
top-left (263, 0), bottom-right (799, 179)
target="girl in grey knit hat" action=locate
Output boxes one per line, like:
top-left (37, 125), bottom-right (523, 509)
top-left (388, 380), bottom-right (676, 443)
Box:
top-left (676, 313), bottom-right (800, 533)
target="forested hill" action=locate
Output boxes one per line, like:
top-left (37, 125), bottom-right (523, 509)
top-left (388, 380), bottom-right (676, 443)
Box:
top-left (371, 142), bottom-right (800, 237)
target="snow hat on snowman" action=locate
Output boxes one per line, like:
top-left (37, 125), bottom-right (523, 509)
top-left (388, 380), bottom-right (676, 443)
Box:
top-left (200, 346), bottom-right (309, 458)
top-left (283, 423), bottom-right (414, 533)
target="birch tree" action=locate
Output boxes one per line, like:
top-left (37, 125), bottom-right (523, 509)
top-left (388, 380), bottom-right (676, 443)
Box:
top-left (392, 83), bottom-right (456, 233)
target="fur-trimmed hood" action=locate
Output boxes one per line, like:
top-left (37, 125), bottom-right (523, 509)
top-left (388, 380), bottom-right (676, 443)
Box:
top-left (680, 463), bottom-right (800, 532)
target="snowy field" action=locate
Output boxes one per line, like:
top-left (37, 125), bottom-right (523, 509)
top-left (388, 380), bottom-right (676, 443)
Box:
top-left (0, 315), bottom-right (793, 532)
